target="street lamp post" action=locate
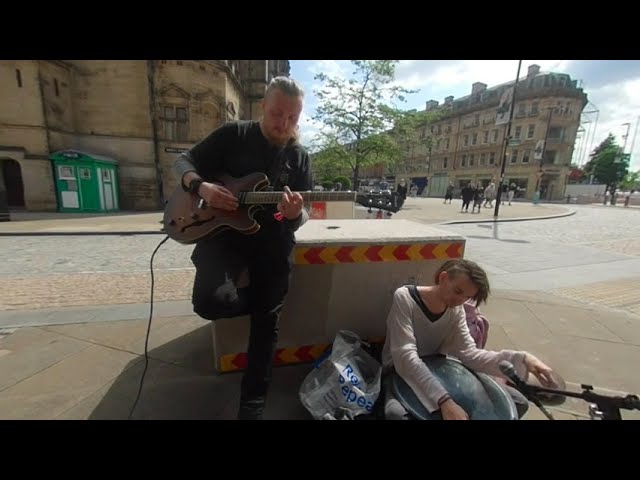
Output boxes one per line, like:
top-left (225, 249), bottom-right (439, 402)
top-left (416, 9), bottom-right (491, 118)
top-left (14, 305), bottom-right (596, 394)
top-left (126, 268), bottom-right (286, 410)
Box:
top-left (494, 60), bottom-right (523, 219)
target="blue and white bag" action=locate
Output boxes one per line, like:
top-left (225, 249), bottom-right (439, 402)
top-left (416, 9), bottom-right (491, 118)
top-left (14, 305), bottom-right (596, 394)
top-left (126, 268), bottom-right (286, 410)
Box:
top-left (299, 330), bottom-right (382, 420)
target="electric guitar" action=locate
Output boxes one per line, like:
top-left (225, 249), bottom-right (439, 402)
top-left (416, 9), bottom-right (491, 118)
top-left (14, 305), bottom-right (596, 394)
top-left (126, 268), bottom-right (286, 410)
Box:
top-left (162, 172), bottom-right (399, 244)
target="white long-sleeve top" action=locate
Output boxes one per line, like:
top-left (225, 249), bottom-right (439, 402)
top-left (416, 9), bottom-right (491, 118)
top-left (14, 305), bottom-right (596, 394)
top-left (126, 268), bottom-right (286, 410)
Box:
top-left (381, 285), bottom-right (529, 414)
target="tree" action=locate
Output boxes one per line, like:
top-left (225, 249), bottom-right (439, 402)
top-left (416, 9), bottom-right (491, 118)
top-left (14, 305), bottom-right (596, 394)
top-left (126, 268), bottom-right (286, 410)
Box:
top-left (583, 133), bottom-right (630, 200)
top-left (312, 60), bottom-right (439, 189)
top-left (620, 170), bottom-right (639, 192)
top-left (310, 141), bottom-right (350, 183)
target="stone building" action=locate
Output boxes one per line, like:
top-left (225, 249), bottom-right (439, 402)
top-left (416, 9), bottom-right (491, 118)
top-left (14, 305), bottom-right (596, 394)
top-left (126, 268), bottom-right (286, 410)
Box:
top-left (0, 60), bottom-right (290, 213)
top-left (363, 64), bottom-right (588, 201)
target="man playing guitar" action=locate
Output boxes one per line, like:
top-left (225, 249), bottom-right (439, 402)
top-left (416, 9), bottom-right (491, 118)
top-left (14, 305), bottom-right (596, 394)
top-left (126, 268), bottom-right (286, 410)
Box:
top-left (173, 76), bottom-right (312, 420)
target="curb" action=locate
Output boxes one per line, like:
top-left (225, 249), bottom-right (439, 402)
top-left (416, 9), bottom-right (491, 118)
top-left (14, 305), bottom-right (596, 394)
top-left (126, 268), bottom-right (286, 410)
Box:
top-left (438, 208), bottom-right (576, 226)
top-left (0, 229), bottom-right (166, 237)
top-left (0, 208), bottom-right (577, 235)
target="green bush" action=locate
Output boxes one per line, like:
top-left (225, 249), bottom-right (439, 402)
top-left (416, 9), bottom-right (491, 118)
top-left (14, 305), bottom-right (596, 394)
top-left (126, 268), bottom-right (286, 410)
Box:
top-left (333, 176), bottom-right (351, 190)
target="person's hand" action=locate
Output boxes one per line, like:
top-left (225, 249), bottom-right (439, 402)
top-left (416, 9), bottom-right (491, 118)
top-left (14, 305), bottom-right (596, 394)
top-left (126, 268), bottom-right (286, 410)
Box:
top-left (277, 186), bottom-right (304, 220)
top-left (198, 182), bottom-right (239, 211)
top-left (440, 398), bottom-right (469, 420)
top-left (524, 353), bottom-right (556, 387)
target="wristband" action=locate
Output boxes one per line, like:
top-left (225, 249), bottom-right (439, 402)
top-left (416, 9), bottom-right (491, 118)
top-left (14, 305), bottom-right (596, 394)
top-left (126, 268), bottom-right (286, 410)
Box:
top-left (186, 178), bottom-right (203, 195)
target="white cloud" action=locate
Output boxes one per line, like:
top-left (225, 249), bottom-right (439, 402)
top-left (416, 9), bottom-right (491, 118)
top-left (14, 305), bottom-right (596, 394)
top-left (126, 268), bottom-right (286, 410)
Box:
top-left (306, 60), bottom-right (350, 79)
top-left (575, 78), bottom-right (640, 170)
top-left (297, 109), bottom-right (323, 149)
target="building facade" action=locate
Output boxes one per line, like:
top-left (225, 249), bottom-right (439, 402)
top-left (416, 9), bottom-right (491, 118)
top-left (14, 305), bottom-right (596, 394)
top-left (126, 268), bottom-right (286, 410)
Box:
top-left (0, 60), bottom-right (290, 212)
top-left (365, 64), bottom-right (588, 201)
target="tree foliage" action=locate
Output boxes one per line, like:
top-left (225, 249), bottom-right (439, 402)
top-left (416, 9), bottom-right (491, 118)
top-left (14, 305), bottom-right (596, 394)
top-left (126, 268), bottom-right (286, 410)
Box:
top-left (583, 133), bottom-right (630, 193)
top-left (311, 60), bottom-right (440, 188)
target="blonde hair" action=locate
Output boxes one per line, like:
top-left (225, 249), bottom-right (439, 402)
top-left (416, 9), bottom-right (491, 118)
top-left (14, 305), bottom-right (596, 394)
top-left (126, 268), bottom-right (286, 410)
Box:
top-left (265, 76), bottom-right (305, 100)
top-left (435, 259), bottom-right (491, 306)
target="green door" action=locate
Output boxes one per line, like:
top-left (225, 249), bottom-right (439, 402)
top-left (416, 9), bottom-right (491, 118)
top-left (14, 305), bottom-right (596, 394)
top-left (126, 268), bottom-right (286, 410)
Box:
top-left (78, 165), bottom-right (99, 211)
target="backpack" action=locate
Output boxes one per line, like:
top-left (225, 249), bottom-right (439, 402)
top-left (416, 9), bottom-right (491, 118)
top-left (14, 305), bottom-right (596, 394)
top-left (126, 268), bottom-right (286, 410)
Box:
top-left (463, 300), bottom-right (489, 349)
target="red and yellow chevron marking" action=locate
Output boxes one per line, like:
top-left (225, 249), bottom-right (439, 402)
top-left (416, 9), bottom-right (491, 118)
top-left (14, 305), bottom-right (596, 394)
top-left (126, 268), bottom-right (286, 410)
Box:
top-left (219, 343), bottom-right (330, 373)
top-left (218, 338), bottom-right (386, 373)
top-left (294, 242), bottom-right (464, 265)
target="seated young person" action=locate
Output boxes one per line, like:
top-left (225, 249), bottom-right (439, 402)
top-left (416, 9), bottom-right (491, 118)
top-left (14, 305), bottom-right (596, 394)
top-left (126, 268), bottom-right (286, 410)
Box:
top-left (381, 258), bottom-right (560, 420)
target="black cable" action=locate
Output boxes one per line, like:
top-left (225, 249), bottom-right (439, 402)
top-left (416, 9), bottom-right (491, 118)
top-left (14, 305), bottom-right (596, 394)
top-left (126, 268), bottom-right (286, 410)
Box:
top-left (128, 234), bottom-right (170, 420)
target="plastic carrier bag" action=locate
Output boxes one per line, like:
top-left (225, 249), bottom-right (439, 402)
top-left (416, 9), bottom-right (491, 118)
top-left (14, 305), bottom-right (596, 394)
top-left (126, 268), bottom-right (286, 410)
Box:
top-left (299, 330), bottom-right (382, 420)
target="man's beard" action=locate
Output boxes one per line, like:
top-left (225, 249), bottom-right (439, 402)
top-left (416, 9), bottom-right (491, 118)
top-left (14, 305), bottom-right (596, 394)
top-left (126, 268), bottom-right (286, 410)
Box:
top-left (260, 122), bottom-right (297, 146)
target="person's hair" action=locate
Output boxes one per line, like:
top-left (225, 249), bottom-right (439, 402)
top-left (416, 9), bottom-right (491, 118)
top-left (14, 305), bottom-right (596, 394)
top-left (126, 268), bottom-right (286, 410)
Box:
top-left (265, 76), bottom-right (304, 100)
top-left (434, 258), bottom-right (491, 306)
top-left (264, 76), bottom-right (304, 145)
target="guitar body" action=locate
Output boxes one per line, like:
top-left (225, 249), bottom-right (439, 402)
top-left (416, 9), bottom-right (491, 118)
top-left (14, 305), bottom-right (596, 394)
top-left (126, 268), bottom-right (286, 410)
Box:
top-left (163, 172), bottom-right (270, 245)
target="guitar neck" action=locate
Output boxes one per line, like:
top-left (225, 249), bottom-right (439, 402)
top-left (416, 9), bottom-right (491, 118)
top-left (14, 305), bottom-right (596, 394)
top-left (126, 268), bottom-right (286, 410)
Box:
top-left (240, 191), bottom-right (356, 204)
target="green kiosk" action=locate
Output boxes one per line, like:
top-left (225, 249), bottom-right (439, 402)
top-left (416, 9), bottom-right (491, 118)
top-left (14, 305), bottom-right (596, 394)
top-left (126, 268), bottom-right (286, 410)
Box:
top-left (50, 150), bottom-right (120, 213)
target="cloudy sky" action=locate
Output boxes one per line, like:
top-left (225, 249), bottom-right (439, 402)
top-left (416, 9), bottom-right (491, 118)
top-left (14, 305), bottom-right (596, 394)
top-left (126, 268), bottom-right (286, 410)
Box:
top-left (289, 60), bottom-right (640, 171)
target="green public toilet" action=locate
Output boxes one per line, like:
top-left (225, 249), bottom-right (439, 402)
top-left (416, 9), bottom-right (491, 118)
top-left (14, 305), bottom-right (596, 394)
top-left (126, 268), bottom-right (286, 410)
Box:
top-left (50, 150), bottom-right (120, 213)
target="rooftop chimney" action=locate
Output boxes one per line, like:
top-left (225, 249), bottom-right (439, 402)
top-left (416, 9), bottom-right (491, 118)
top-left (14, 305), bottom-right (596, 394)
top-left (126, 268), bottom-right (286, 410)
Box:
top-left (472, 82), bottom-right (487, 95)
top-left (444, 95), bottom-right (454, 104)
top-left (528, 64), bottom-right (541, 77)
top-left (426, 100), bottom-right (439, 110)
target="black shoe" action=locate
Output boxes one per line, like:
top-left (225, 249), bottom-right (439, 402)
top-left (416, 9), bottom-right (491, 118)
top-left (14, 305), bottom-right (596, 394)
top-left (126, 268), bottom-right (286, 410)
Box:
top-left (237, 398), bottom-right (265, 420)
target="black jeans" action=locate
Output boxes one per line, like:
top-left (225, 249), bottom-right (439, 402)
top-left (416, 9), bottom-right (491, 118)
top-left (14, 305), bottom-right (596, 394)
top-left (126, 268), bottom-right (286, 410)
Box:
top-left (190, 212), bottom-right (295, 413)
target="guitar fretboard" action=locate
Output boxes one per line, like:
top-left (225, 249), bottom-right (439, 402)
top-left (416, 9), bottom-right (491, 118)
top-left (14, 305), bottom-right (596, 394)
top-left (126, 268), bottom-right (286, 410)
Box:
top-left (239, 191), bottom-right (357, 204)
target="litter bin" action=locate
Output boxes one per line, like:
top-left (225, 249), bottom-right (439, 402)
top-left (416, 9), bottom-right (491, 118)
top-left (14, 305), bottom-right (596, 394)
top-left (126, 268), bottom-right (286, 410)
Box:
top-left (50, 150), bottom-right (119, 213)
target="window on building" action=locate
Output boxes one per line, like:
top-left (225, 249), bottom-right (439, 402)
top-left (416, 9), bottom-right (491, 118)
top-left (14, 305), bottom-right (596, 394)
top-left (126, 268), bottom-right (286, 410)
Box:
top-left (483, 131), bottom-right (489, 143)
top-left (531, 102), bottom-right (539, 114)
top-left (461, 155), bottom-right (467, 167)
top-left (163, 106), bottom-right (189, 141)
top-left (548, 126), bottom-right (564, 140)
top-left (464, 135), bottom-right (469, 147)
top-left (472, 133), bottom-right (477, 145)
top-left (522, 150), bottom-right (530, 163)
top-left (469, 154), bottom-right (475, 167)
top-left (489, 152), bottom-right (496, 165)
top-left (16, 69), bottom-right (22, 88)
top-left (480, 153), bottom-right (486, 166)
top-left (527, 124), bottom-right (535, 139)
top-left (443, 157), bottom-right (448, 169)
top-left (510, 149), bottom-right (518, 164)
top-left (492, 130), bottom-right (498, 143)
top-left (543, 150), bottom-right (556, 165)
top-left (514, 125), bottom-right (522, 139)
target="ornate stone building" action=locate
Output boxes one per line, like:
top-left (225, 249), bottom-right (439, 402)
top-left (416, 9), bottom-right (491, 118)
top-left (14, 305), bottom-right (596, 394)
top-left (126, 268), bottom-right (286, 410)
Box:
top-left (364, 64), bottom-right (588, 201)
top-left (0, 60), bottom-right (290, 213)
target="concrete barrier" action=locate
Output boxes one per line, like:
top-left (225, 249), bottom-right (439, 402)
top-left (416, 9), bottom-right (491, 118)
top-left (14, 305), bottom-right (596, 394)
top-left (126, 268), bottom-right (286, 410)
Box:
top-left (211, 219), bottom-right (466, 373)
top-left (308, 201), bottom-right (355, 219)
